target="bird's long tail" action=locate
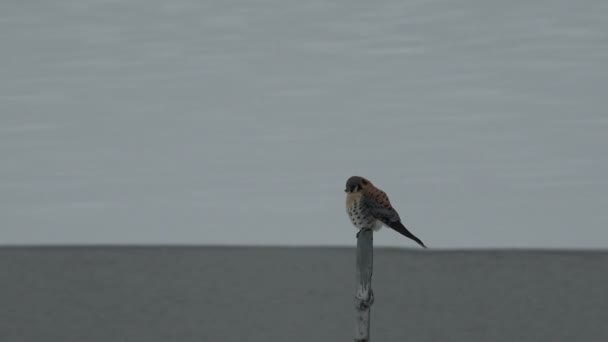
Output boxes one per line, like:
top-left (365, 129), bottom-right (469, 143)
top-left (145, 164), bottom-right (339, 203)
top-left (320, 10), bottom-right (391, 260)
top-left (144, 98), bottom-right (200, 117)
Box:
top-left (387, 221), bottom-right (426, 248)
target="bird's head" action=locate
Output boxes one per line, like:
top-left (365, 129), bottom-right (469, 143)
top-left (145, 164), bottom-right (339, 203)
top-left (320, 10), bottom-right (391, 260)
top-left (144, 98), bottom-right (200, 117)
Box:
top-left (345, 176), bottom-right (372, 193)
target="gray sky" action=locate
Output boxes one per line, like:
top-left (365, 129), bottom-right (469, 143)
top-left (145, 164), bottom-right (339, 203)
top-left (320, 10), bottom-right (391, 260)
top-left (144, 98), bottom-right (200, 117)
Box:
top-left (1, 0), bottom-right (607, 248)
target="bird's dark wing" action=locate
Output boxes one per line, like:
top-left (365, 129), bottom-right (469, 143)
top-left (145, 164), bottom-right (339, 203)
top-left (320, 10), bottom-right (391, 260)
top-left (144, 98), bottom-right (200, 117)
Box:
top-left (362, 187), bottom-right (401, 223)
top-left (362, 188), bottom-right (426, 248)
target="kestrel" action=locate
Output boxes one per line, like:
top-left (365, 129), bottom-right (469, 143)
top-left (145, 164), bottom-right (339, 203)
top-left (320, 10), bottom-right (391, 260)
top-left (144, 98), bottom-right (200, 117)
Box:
top-left (345, 176), bottom-right (426, 248)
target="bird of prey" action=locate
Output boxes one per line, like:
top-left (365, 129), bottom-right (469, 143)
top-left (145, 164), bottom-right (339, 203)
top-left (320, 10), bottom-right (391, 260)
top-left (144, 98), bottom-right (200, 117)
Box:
top-left (345, 176), bottom-right (426, 248)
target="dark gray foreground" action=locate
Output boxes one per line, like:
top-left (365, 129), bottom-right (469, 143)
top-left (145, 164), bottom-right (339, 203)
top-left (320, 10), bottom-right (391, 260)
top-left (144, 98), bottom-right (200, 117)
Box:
top-left (1, 247), bottom-right (607, 342)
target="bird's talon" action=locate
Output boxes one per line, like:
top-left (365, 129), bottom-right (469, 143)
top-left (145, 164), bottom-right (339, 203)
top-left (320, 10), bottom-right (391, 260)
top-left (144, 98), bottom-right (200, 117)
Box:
top-left (356, 228), bottom-right (371, 239)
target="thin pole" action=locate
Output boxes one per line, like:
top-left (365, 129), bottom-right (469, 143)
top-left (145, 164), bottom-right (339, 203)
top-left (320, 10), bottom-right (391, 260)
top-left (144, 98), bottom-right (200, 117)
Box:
top-left (354, 229), bottom-right (374, 342)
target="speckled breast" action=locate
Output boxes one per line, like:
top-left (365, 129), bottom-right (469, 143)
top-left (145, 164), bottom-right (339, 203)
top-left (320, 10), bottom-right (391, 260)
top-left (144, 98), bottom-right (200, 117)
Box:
top-left (346, 194), bottom-right (381, 231)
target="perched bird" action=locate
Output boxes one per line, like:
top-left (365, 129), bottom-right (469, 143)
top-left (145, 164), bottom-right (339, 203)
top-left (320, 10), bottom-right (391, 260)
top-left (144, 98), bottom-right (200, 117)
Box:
top-left (345, 176), bottom-right (426, 248)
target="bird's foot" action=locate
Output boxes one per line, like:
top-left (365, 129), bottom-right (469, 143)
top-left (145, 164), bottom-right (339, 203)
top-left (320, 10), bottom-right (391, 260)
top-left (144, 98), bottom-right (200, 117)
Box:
top-left (356, 228), bottom-right (372, 239)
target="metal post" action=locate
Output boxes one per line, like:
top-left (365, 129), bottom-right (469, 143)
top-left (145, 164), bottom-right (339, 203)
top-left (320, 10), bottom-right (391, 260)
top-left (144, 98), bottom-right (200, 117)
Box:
top-left (354, 229), bottom-right (374, 342)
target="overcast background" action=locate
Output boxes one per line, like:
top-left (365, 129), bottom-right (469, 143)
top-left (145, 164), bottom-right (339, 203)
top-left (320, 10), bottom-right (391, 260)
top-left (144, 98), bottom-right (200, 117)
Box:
top-left (1, 0), bottom-right (607, 248)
